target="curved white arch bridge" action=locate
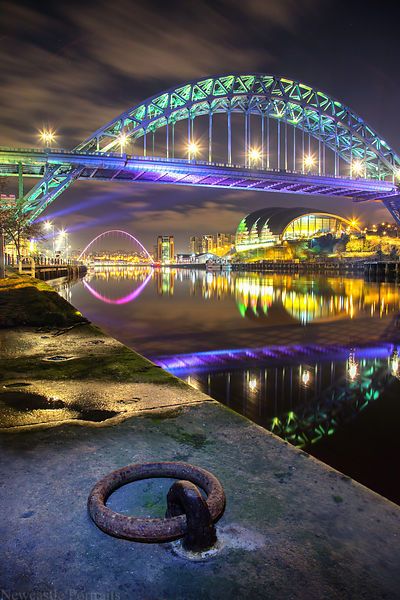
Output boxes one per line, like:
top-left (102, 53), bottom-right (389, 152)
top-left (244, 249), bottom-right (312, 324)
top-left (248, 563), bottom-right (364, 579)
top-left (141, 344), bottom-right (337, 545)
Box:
top-left (1, 74), bottom-right (399, 223)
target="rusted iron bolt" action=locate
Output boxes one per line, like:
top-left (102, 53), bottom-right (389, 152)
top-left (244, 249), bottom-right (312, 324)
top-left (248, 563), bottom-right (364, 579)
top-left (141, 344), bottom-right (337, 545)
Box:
top-left (166, 480), bottom-right (217, 551)
top-left (87, 462), bottom-right (225, 545)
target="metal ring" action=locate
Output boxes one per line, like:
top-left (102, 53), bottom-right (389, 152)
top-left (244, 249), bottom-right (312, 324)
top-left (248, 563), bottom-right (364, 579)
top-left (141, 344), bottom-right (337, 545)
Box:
top-left (87, 461), bottom-right (226, 542)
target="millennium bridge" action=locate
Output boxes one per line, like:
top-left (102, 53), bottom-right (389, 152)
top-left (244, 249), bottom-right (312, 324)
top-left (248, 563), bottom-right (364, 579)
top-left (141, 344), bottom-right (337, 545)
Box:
top-left (1, 74), bottom-right (400, 223)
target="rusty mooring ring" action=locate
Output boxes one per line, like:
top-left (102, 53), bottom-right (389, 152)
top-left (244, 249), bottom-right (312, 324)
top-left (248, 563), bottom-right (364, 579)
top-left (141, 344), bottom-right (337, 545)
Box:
top-left (87, 461), bottom-right (226, 542)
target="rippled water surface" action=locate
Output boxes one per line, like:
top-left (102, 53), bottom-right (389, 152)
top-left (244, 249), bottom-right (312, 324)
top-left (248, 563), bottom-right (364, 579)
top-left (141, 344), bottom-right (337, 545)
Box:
top-left (62, 267), bottom-right (400, 504)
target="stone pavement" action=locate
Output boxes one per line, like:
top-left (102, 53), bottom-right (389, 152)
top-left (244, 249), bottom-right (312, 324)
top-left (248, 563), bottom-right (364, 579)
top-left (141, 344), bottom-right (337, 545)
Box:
top-left (1, 400), bottom-right (399, 600)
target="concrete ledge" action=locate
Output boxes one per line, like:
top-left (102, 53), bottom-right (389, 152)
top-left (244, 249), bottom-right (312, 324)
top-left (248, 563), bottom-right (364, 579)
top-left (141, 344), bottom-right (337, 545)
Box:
top-left (1, 400), bottom-right (399, 599)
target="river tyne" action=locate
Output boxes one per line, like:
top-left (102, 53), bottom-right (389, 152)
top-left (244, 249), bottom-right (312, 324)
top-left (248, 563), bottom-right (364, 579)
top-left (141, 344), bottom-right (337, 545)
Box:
top-left (59, 267), bottom-right (400, 505)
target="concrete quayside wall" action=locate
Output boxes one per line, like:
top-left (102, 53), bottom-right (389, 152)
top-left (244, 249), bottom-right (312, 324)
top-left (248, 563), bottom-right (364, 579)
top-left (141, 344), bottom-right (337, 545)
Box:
top-left (0, 275), bottom-right (399, 599)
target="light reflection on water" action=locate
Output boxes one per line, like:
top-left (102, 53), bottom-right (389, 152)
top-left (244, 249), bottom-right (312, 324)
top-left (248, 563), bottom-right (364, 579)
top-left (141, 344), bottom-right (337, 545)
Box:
top-left (63, 266), bottom-right (400, 503)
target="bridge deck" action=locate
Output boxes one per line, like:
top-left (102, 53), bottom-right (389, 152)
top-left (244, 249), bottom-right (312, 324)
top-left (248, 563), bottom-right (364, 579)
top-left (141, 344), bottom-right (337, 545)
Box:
top-left (0, 147), bottom-right (396, 201)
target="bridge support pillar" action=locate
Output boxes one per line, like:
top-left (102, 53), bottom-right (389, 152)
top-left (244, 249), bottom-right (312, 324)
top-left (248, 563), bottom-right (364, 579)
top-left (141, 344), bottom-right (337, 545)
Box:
top-left (227, 110), bottom-right (232, 165)
top-left (0, 229), bottom-right (5, 279)
top-left (18, 162), bottom-right (24, 200)
top-left (383, 196), bottom-right (400, 226)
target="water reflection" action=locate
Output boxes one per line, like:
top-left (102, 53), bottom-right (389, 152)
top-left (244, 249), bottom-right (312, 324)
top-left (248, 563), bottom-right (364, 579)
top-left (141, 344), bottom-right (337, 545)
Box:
top-left (72, 267), bottom-right (400, 326)
top-left (181, 347), bottom-right (398, 448)
top-left (63, 267), bottom-right (400, 503)
top-left (83, 266), bottom-right (153, 304)
top-left (234, 274), bottom-right (399, 323)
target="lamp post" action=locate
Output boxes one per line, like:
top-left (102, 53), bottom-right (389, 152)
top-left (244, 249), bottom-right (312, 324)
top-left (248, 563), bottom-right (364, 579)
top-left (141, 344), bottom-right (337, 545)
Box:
top-left (118, 133), bottom-right (128, 157)
top-left (39, 129), bottom-right (57, 149)
top-left (0, 227), bottom-right (5, 279)
top-left (303, 154), bottom-right (315, 173)
top-left (248, 148), bottom-right (262, 168)
top-left (43, 220), bottom-right (55, 262)
top-left (187, 141), bottom-right (199, 162)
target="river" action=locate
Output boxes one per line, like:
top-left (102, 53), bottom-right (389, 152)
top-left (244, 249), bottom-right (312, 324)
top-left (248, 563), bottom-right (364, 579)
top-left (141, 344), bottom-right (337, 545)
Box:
top-left (61, 266), bottom-right (400, 505)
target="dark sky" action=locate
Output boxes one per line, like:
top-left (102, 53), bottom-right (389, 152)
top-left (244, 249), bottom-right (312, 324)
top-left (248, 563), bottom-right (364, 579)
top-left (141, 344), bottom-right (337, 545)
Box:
top-left (1, 0), bottom-right (399, 252)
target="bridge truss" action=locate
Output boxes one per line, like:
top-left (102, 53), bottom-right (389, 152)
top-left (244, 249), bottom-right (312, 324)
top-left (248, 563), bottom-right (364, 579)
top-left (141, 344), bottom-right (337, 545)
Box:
top-left (1, 74), bottom-right (400, 223)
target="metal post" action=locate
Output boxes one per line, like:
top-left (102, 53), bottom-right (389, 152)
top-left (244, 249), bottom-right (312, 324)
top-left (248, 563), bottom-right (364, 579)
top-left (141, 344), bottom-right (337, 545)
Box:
top-left (227, 110), bottom-right (232, 165)
top-left (318, 138), bottom-right (321, 175)
top-left (0, 229), bottom-right (5, 279)
top-left (261, 113), bottom-right (265, 169)
top-left (244, 111), bottom-right (248, 166)
top-left (143, 130), bottom-right (147, 158)
top-left (166, 121), bottom-right (169, 159)
top-left (208, 111), bottom-right (213, 163)
top-left (187, 112), bottom-right (191, 159)
top-left (350, 132), bottom-right (353, 177)
top-left (152, 131), bottom-right (155, 157)
top-left (172, 122), bottom-right (175, 158)
top-left (267, 113), bottom-right (270, 169)
top-left (18, 162), bottom-right (24, 200)
top-left (248, 112), bottom-right (251, 157)
top-left (293, 126), bottom-right (296, 172)
top-left (334, 123), bottom-right (338, 177)
top-left (277, 119), bottom-right (281, 170)
top-left (284, 119), bottom-right (288, 171)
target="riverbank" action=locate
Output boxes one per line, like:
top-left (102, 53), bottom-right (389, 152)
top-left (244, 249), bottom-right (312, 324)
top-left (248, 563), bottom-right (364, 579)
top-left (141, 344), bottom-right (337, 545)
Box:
top-left (1, 275), bottom-right (399, 599)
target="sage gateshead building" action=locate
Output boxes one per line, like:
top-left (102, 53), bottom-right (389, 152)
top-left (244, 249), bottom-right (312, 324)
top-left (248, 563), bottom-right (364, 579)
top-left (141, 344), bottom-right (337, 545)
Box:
top-left (235, 207), bottom-right (359, 253)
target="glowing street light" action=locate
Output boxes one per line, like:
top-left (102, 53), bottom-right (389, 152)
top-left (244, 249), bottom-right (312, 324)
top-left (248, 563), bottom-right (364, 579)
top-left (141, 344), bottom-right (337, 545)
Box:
top-left (188, 141), bottom-right (200, 160)
top-left (303, 154), bottom-right (315, 171)
top-left (118, 133), bottom-right (128, 155)
top-left (39, 129), bottom-right (57, 147)
top-left (248, 147), bottom-right (262, 166)
top-left (350, 218), bottom-right (360, 230)
top-left (43, 220), bottom-right (55, 258)
top-left (351, 159), bottom-right (364, 178)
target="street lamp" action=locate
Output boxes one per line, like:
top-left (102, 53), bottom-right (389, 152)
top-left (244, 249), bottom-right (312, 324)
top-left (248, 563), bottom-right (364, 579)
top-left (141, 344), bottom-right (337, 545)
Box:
top-left (248, 147), bottom-right (262, 167)
top-left (188, 141), bottom-right (199, 161)
top-left (43, 220), bottom-right (55, 260)
top-left (118, 133), bottom-right (128, 156)
top-left (57, 228), bottom-right (68, 262)
top-left (39, 129), bottom-right (57, 148)
top-left (351, 159), bottom-right (364, 178)
top-left (303, 154), bottom-right (315, 172)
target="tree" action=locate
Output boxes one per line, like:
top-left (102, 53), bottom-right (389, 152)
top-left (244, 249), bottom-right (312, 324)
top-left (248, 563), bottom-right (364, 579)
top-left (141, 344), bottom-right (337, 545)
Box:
top-left (0, 202), bottom-right (43, 262)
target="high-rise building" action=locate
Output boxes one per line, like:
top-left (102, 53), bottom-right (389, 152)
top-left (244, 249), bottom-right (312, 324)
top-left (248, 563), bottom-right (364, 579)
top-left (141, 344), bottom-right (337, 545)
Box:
top-left (189, 233), bottom-right (235, 255)
top-left (189, 236), bottom-right (203, 254)
top-left (157, 235), bottom-right (175, 263)
top-left (202, 235), bottom-right (214, 253)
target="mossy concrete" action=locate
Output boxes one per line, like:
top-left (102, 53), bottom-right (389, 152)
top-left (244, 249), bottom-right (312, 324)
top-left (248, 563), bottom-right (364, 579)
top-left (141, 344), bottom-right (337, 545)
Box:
top-left (0, 273), bottom-right (88, 328)
top-left (1, 402), bottom-right (399, 599)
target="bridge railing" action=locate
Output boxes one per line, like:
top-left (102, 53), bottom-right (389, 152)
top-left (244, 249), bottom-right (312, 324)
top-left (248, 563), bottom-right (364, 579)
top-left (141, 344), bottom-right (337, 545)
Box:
top-left (1, 146), bottom-right (397, 185)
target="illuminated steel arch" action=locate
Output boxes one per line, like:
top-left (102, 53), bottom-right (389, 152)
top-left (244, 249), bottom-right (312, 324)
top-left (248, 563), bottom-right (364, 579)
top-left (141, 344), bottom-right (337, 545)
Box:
top-left (77, 73), bottom-right (399, 175)
top-left (78, 229), bottom-right (153, 262)
top-left (23, 74), bottom-right (400, 221)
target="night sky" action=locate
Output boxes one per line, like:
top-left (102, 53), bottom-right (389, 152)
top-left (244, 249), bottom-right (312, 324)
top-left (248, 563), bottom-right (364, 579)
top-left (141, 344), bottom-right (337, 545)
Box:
top-left (1, 0), bottom-right (399, 252)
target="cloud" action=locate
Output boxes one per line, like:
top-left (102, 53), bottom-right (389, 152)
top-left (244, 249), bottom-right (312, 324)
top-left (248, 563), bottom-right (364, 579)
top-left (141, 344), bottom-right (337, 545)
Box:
top-left (0, 0), bottom-right (324, 148)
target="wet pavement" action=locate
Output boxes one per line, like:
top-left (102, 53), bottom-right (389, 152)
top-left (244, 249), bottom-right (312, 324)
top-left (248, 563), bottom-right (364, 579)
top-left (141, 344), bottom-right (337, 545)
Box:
top-left (1, 401), bottom-right (400, 599)
top-left (0, 324), bottom-right (205, 430)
